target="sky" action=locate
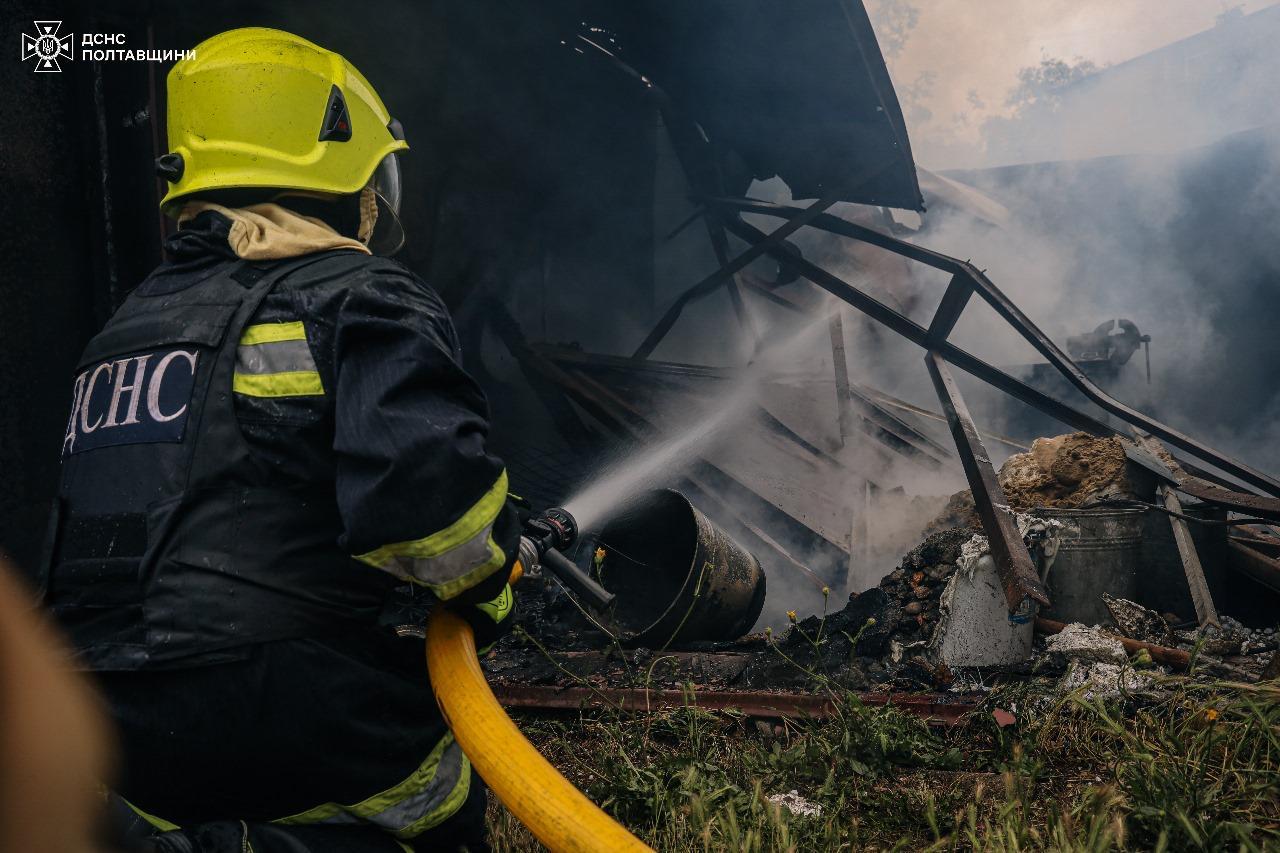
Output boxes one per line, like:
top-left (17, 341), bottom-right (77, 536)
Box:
top-left (867, 0), bottom-right (1278, 168)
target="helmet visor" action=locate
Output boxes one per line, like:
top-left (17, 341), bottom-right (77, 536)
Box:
top-left (368, 153), bottom-right (405, 255)
top-left (372, 152), bottom-right (402, 217)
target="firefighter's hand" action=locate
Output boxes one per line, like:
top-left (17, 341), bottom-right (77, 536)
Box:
top-left (452, 584), bottom-right (516, 655)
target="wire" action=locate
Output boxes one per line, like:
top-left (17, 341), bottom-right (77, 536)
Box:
top-left (1080, 497), bottom-right (1271, 527)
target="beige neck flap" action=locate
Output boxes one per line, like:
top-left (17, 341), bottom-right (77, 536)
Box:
top-left (178, 201), bottom-right (371, 260)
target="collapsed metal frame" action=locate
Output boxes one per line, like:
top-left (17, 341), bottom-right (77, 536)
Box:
top-left (562, 26), bottom-right (1280, 613)
top-left (633, 196), bottom-right (1280, 613)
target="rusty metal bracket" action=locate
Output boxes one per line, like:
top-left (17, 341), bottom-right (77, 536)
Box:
top-left (1128, 430), bottom-right (1280, 522)
top-left (926, 351), bottom-right (1049, 611)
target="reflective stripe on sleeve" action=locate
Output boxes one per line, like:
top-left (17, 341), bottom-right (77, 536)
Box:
top-left (356, 471), bottom-right (509, 600)
top-left (233, 322), bottom-right (324, 398)
top-left (273, 734), bottom-right (471, 839)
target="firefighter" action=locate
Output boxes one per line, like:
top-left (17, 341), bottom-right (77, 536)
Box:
top-left (42, 28), bottom-right (520, 852)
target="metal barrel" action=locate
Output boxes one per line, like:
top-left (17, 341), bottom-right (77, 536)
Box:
top-left (1035, 506), bottom-right (1146, 626)
top-left (595, 489), bottom-right (766, 647)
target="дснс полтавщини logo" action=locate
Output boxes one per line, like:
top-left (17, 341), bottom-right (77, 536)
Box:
top-left (20, 21), bottom-right (73, 72)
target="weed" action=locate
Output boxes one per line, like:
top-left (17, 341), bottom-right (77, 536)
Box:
top-left (487, 676), bottom-right (1279, 851)
top-left (496, 608), bottom-right (1278, 849)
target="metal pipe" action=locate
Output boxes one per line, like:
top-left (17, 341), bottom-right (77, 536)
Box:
top-left (490, 684), bottom-right (979, 727)
top-left (425, 610), bottom-right (652, 852)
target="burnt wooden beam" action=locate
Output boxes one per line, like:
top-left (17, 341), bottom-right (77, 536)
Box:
top-left (1159, 485), bottom-right (1220, 627)
top-left (1128, 429), bottom-right (1220, 627)
top-left (925, 351), bottom-right (1049, 612)
top-left (1129, 429), bottom-right (1280, 523)
top-left (828, 305), bottom-right (855, 446)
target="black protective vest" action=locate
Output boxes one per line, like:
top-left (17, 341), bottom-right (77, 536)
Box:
top-left (45, 254), bottom-right (393, 670)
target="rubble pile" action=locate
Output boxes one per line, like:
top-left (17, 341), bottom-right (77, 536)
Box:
top-left (492, 456), bottom-right (1277, 696)
top-left (774, 528), bottom-right (971, 661)
top-left (871, 527), bottom-right (972, 647)
top-left (1180, 615), bottom-right (1272, 657)
top-left (1043, 622), bottom-right (1128, 663)
top-left (1052, 595), bottom-right (1279, 682)
top-left (761, 527), bottom-right (981, 688)
top-left (927, 432), bottom-right (1136, 534)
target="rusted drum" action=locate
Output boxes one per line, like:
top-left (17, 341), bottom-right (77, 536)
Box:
top-left (595, 489), bottom-right (766, 647)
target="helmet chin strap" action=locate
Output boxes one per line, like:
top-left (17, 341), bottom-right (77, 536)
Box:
top-left (357, 185), bottom-right (379, 246)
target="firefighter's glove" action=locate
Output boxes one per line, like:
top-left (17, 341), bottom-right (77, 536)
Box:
top-left (453, 583), bottom-right (516, 655)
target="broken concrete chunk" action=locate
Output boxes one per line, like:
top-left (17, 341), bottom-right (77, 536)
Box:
top-left (766, 790), bottom-right (823, 818)
top-left (1058, 659), bottom-right (1154, 700)
top-left (934, 551), bottom-right (1034, 667)
top-left (1044, 623), bottom-right (1128, 664)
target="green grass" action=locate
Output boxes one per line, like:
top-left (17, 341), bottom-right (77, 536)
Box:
top-left (487, 677), bottom-right (1280, 851)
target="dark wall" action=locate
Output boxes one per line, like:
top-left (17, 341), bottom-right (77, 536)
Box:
top-left (0, 3), bottom-right (104, 574)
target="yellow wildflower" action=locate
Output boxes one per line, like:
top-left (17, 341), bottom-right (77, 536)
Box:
top-left (787, 610), bottom-right (798, 623)
top-left (1205, 708), bottom-right (1219, 722)
top-left (594, 547), bottom-right (606, 562)
top-left (822, 586), bottom-right (831, 597)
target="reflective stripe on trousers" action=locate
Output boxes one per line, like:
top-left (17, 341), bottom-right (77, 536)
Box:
top-left (121, 733), bottom-right (468, 844)
top-left (274, 734), bottom-right (471, 839)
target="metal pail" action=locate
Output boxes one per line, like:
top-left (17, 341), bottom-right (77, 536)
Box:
top-left (1035, 506), bottom-right (1146, 626)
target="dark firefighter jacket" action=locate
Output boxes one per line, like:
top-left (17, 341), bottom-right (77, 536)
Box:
top-left (45, 207), bottom-right (520, 671)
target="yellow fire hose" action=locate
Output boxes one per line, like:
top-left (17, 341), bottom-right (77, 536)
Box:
top-left (425, 604), bottom-right (653, 851)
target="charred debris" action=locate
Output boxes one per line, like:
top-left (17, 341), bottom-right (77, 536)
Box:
top-left (489, 433), bottom-right (1280, 713)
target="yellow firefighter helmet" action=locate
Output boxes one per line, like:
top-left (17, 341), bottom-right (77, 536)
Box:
top-left (157, 27), bottom-right (407, 220)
